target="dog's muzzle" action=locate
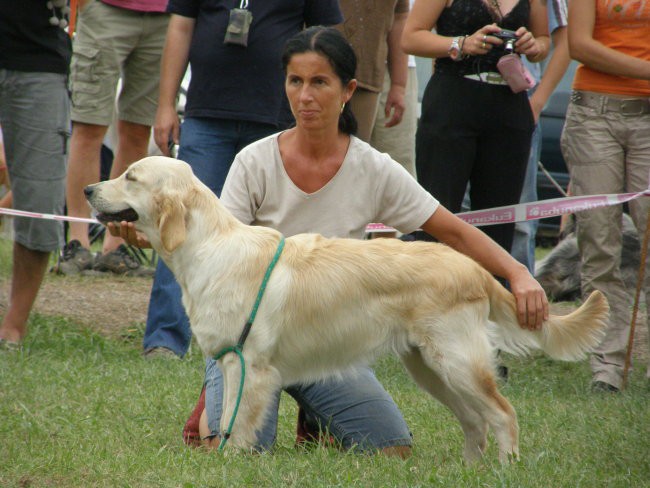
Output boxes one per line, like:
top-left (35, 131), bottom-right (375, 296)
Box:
top-left (84, 185), bottom-right (139, 223)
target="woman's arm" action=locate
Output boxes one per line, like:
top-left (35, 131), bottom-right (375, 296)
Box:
top-left (517, 0), bottom-right (550, 62)
top-left (402, 0), bottom-right (546, 61)
top-left (529, 25), bottom-right (570, 121)
top-left (401, 0), bottom-right (449, 58)
top-left (421, 207), bottom-right (549, 330)
top-left (384, 11), bottom-right (408, 128)
top-left (568, 0), bottom-right (650, 79)
top-left (402, 0), bottom-right (504, 59)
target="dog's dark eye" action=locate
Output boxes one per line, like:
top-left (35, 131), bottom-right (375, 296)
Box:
top-left (125, 172), bottom-right (136, 182)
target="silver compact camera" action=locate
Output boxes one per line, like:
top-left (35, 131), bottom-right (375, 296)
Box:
top-left (493, 29), bottom-right (518, 52)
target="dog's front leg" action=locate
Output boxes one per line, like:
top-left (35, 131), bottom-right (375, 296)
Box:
top-left (220, 354), bottom-right (282, 451)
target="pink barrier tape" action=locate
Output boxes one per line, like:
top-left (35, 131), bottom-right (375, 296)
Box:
top-left (0, 208), bottom-right (97, 224)
top-left (0, 186), bottom-right (648, 232)
top-left (366, 186), bottom-right (650, 233)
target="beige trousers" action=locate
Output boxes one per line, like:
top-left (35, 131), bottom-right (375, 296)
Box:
top-left (561, 98), bottom-right (650, 388)
top-left (349, 87), bottom-right (380, 143)
top-left (370, 67), bottom-right (419, 178)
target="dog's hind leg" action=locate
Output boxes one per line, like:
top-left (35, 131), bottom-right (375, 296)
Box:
top-left (433, 338), bottom-right (518, 463)
top-left (407, 311), bottom-right (520, 463)
top-left (472, 367), bottom-right (519, 464)
top-left (220, 355), bottom-right (282, 450)
top-left (400, 347), bottom-right (489, 463)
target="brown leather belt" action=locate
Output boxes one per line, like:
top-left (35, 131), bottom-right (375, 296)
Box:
top-left (571, 90), bottom-right (650, 116)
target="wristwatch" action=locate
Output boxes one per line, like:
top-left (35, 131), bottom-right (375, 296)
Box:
top-left (448, 36), bottom-right (463, 61)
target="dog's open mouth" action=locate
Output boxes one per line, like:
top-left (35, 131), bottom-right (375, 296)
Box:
top-left (96, 208), bottom-right (139, 224)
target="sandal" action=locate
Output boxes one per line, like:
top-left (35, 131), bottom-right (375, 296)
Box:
top-left (0, 338), bottom-right (21, 352)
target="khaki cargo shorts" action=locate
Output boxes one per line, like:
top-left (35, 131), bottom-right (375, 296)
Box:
top-left (69, 0), bottom-right (169, 126)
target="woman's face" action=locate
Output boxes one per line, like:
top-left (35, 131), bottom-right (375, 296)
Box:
top-left (285, 52), bottom-right (356, 132)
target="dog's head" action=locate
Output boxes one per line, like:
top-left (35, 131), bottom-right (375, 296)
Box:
top-left (85, 156), bottom-right (200, 254)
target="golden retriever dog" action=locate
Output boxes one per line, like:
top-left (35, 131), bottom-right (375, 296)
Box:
top-left (85, 156), bottom-right (608, 463)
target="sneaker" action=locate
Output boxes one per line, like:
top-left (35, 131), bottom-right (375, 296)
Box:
top-left (93, 244), bottom-right (154, 277)
top-left (53, 240), bottom-right (94, 275)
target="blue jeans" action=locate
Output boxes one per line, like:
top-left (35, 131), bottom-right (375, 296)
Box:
top-left (143, 117), bottom-right (278, 356)
top-left (204, 359), bottom-right (412, 451)
top-left (511, 123), bottom-right (541, 274)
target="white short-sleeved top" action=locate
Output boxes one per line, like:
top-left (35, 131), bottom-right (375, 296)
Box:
top-left (221, 132), bottom-right (439, 239)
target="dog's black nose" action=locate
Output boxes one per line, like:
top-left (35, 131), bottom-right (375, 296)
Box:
top-left (84, 186), bottom-right (94, 198)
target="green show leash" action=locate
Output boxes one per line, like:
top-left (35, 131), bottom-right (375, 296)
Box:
top-left (212, 236), bottom-right (285, 451)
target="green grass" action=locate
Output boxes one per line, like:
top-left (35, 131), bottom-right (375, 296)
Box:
top-left (1, 240), bottom-right (649, 487)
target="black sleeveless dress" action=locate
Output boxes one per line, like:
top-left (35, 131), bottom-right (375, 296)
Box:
top-left (415, 0), bottom-right (535, 254)
top-left (436, 0), bottom-right (529, 75)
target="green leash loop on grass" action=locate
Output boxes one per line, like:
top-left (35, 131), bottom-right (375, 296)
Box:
top-left (213, 345), bottom-right (245, 451)
top-left (213, 236), bottom-right (285, 451)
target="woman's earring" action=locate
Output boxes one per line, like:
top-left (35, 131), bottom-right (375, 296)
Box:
top-left (340, 102), bottom-right (346, 114)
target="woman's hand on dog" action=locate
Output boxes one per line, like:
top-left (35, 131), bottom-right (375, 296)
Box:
top-left (421, 207), bottom-right (549, 331)
top-left (106, 221), bottom-right (152, 249)
top-left (509, 268), bottom-right (548, 331)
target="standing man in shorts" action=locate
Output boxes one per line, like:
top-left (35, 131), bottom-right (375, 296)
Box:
top-left (0, 1), bottom-right (72, 348)
top-left (55, 0), bottom-right (168, 276)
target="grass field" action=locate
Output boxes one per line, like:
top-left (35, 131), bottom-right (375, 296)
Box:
top-left (1, 242), bottom-right (649, 487)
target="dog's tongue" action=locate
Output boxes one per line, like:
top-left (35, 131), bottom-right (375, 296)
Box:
top-left (96, 208), bottom-right (139, 224)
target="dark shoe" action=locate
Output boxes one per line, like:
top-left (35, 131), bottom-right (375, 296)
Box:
top-left (93, 244), bottom-right (154, 277)
top-left (295, 407), bottom-right (335, 447)
top-left (497, 364), bottom-right (509, 382)
top-left (53, 240), bottom-right (94, 275)
top-left (183, 385), bottom-right (206, 447)
top-left (398, 232), bottom-right (417, 242)
top-left (143, 346), bottom-right (179, 360)
top-left (591, 380), bottom-right (620, 393)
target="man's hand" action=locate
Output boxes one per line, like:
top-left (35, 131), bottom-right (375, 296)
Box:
top-left (383, 85), bottom-right (406, 128)
top-left (154, 104), bottom-right (180, 156)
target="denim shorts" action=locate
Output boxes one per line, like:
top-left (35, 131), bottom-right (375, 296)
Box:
top-left (0, 70), bottom-right (69, 252)
top-left (204, 358), bottom-right (412, 452)
top-left (69, 0), bottom-right (169, 126)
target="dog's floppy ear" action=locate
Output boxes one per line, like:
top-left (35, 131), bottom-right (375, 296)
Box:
top-left (156, 194), bottom-right (187, 253)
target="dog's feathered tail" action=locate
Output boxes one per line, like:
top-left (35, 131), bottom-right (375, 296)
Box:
top-left (486, 280), bottom-right (609, 361)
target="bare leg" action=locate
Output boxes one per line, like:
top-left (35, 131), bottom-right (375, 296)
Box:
top-left (101, 120), bottom-right (151, 254)
top-left (0, 243), bottom-right (49, 342)
top-left (66, 122), bottom-right (107, 249)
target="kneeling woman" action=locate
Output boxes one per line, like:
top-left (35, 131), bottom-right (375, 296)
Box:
top-left (110, 26), bottom-right (547, 455)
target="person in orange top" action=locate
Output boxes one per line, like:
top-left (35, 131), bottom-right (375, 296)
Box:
top-left (561, 0), bottom-right (650, 393)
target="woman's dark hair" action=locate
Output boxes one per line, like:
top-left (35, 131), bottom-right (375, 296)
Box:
top-left (281, 26), bottom-right (358, 135)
